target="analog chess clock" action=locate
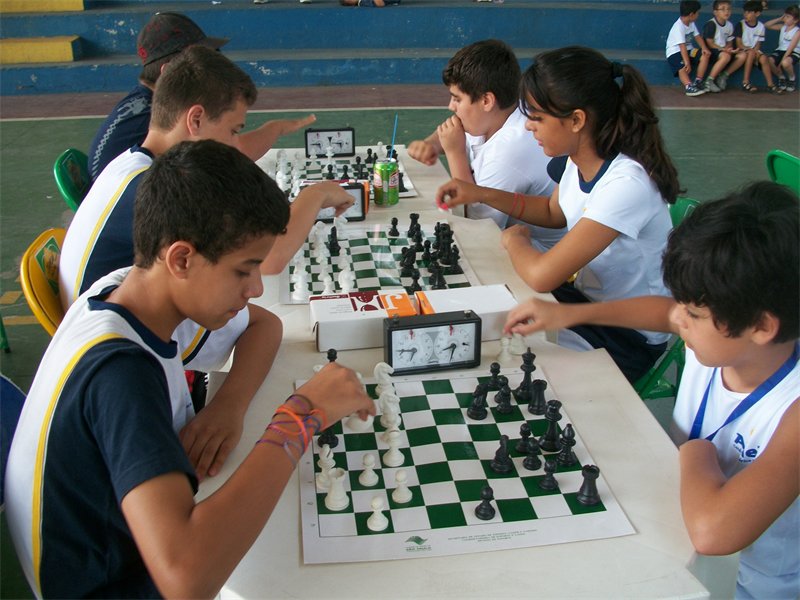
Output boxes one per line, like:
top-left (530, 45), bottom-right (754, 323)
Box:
top-left (384, 310), bottom-right (482, 375)
top-left (305, 127), bottom-right (355, 158)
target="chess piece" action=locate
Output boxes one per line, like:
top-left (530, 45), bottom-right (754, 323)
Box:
top-left (338, 267), bottom-right (356, 293)
top-left (409, 269), bottom-right (422, 292)
top-left (509, 332), bottom-right (527, 354)
top-left (421, 239), bottom-right (432, 262)
top-left (317, 426), bottom-right (338, 449)
top-left (539, 399), bottom-right (563, 452)
top-left (327, 348), bottom-right (338, 362)
top-left (407, 213), bottom-right (420, 237)
top-left (538, 458), bottom-right (559, 491)
top-left (366, 496), bottom-right (389, 532)
top-left (382, 429), bottom-right (404, 467)
top-left (346, 411), bottom-right (374, 432)
top-left (474, 485), bottom-right (496, 521)
top-left (576, 464), bottom-right (602, 506)
top-left (316, 444), bottom-right (336, 491)
top-left (379, 391), bottom-right (401, 429)
top-left (528, 379), bottom-right (548, 416)
top-left (467, 382), bottom-right (489, 420)
top-left (388, 217), bottom-right (400, 237)
top-left (513, 348), bottom-right (536, 404)
top-left (321, 272), bottom-right (335, 295)
top-left (487, 362), bottom-right (502, 391)
top-left (413, 229), bottom-right (424, 252)
top-left (327, 226), bottom-right (340, 256)
top-left (522, 436), bottom-right (542, 471)
top-left (557, 423), bottom-right (578, 467)
top-left (359, 454), bottom-right (379, 487)
top-left (398, 170), bottom-right (407, 193)
top-left (494, 384), bottom-right (513, 414)
top-left (516, 422), bottom-right (532, 454)
top-left (324, 467), bottom-right (350, 511)
top-left (374, 362), bottom-right (395, 395)
top-left (490, 434), bottom-right (513, 474)
top-left (391, 469), bottom-right (413, 504)
top-left (290, 268), bottom-right (310, 302)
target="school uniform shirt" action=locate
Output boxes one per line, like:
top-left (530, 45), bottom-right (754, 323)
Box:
top-left (666, 17), bottom-right (701, 57)
top-left (87, 84), bottom-right (152, 182)
top-left (734, 20), bottom-right (766, 50)
top-left (777, 24), bottom-right (800, 56)
top-left (4, 269), bottom-right (197, 598)
top-left (557, 154), bottom-right (672, 346)
top-left (465, 108), bottom-right (564, 252)
top-left (671, 347), bottom-right (800, 600)
top-left (58, 146), bottom-right (249, 373)
top-left (702, 17), bottom-right (735, 48)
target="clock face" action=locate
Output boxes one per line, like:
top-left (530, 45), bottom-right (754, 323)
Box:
top-left (390, 329), bottom-right (435, 369)
top-left (314, 183), bottom-right (366, 222)
top-left (305, 128), bottom-right (355, 158)
top-left (433, 324), bottom-right (477, 364)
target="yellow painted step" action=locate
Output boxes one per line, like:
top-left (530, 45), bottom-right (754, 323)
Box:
top-left (0, 36), bottom-right (80, 64)
top-left (0, 0), bottom-right (83, 12)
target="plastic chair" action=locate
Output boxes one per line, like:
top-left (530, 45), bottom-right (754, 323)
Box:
top-left (766, 149), bottom-right (800, 194)
top-left (670, 196), bottom-right (701, 227)
top-left (53, 148), bottom-right (90, 211)
top-left (1, 374), bottom-right (25, 507)
top-left (634, 338), bottom-right (686, 401)
top-left (20, 228), bottom-right (66, 336)
top-left (0, 315), bottom-right (9, 352)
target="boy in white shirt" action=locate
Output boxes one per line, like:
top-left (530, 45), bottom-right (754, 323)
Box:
top-left (721, 0), bottom-right (782, 93)
top-left (702, 0), bottom-right (739, 91)
top-left (665, 0), bottom-right (712, 96)
top-left (765, 4), bottom-right (800, 92)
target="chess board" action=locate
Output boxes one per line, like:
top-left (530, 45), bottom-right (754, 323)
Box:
top-left (279, 221), bottom-right (481, 305)
top-left (298, 366), bottom-right (635, 564)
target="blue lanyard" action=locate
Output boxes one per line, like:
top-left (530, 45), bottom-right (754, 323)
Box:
top-left (688, 344), bottom-right (800, 441)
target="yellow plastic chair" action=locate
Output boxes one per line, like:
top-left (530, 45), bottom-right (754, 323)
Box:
top-left (53, 148), bottom-right (90, 211)
top-left (766, 149), bottom-right (800, 194)
top-left (20, 228), bottom-right (66, 336)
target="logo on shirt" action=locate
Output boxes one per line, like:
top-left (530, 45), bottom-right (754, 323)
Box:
top-left (733, 432), bottom-right (760, 463)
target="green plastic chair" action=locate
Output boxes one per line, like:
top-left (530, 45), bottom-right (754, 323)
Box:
top-left (669, 196), bottom-right (701, 227)
top-left (766, 149), bottom-right (800, 193)
top-left (53, 148), bottom-right (90, 211)
top-left (0, 315), bottom-right (9, 353)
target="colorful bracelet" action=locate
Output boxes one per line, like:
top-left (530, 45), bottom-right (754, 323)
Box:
top-left (286, 393), bottom-right (313, 413)
top-left (274, 406), bottom-right (309, 450)
top-left (513, 193), bottom-right (526, 220)
top-left (256, 435), bottom-right (303, 467)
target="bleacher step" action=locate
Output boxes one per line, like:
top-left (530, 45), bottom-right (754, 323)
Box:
top-left (0, 36), bottom-right (81, 65)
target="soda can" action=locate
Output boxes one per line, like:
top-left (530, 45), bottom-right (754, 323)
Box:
top-left (373, 158), bottom-right (399, 206)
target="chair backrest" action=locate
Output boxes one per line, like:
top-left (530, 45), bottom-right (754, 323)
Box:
top-left (53, 148), bottom-right (90, 211)
top-left (20, 228), bottom-right (66, 336)
top-left (765, 149), bottom-right (800, 194)
top-left (670, 196), bottom-right (701, 228)
top-left (1, 374), bottom-right (26, 507)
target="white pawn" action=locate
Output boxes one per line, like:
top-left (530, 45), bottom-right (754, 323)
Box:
top-left (496, 335), bottom-right (513, 363)
top-left (321, 272), bottom-right (335, 295)
top-left (510, 332), bottom-right (527, 355)
top-left (391, 469), bottom-right (413, 504)
top-left (366, 496), bottom-right (389, 532)
top-left (324, 467), bottom-right (349, 511)
top-left (346, 410), bottom-right (374, 432)
top-left (382, 429), bottom-right (404, 467)
top-left (316, 444), bottom-right (336, 491)
top-left (338, 267), bottom-right (356, 294)
top-left (359, 454), bottom-right (379, 487)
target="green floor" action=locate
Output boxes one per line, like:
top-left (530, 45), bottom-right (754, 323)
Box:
top-left (0, 106), bottom-right (797, 597)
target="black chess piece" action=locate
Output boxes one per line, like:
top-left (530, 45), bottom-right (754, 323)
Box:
top-left (538, 458), bottom-right (559, 490)
top-left (556, 423), bottom-right (578, 467)
top-left (407, 213), bottom-right (420, 238)
top-left (409, 268), bottom-right (422, 292)
top-left (446, 245), bottom-right (464, 275)
top-left (388, 217), bottom-right (400, 237)
top-left (513, 349), bottom-right (536, 404)
top-left (413, 229), bottom-right (424, 252)
top-left (474, 485), bottom-right (496, 521)
top-left (366, 148), bottom-right (373, 165)
top-left (327, 348), bottom-right (338, 363)
top-left (433, 267), bottom-right (447, 290)
top-left (317, 426), bottom-right (338, 449)
top-left (398, 171), bottom-right (407, 193)
top-left (327, 227), bottom-right (340, 257)
top-left (494, 384), bottom-right (514, 415)
top-left (421, 239), bottom-right (431, 263)
top-left (487, 362), bottom-right (502, 391)
top-left (516, 422), bottom-right (532, 454)
top-left (522, 435), bottom-right (542, 471)
top-left (400, 247), bottom-right (417, 277)
top-left (325, 164), bottom-right (335, 180)
top-left (539, 399), bottom-right (563, 452)
top-left (528, 379), bottom-right (548, 416)
top-left (490, 435), bottom-right (513, 474)
top-left (354, 155), bottom-right (363, 178)
top-left (467, 382), bottom-right (489, 420)
top-left (576, 465), bottom-right (602, 506)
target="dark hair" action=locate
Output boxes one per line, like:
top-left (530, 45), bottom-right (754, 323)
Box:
top-left (712, 0), bottom-right (731, 10)
top-left (139, 54), bottom-right (172, 87)
top-left (663, 181), bottom-right (799, 342)
top-left (680, 0), bottom-right (702, 16)
top-left (743, 0), bottom-right (763, 12)
top-left (150, 45), bottom-right (257, 130)
top-left (520, 46), bottom-right (681, 203)
top-left (134, 140), bottom-right (290, 267)
top-left (442, 39), bottom-right (521, 109)
top-left (786, 4), bottom-right (800, 20)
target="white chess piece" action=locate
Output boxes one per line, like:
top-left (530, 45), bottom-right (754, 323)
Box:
top-left (379, 391), bottom-right (401, 430)
top-left (346, 410), bottom-right (374, 432)
top-left (373, 362), bottom-right (395, 396)
top-left (497, 335), bottom-right (513, 363)
top-left (324, 467), bottom-right (349, 511)
top-left (510, 332), bottom-right (527, 355)
top-left (358, 454), bottom-right (379, 487)
top-left (321, 273), bottom-right (335, 295)
top-left (291, 269), bottom-right (310, 302)
top-left (338, 267), bottom-right (355, 294)
top-left (391, 469), bottom-right (413, 504)
top-left (382, 429), bottom-right (404, 467)
top-left (333, 215), bottom-right (348, 239)
top-left (366, 496), bottom-right (389, 532)
top-left (315, 444), bottom-right (336, 491)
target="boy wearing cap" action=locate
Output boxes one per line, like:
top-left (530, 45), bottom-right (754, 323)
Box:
top-left (87, 12), bottom-right (314, 182)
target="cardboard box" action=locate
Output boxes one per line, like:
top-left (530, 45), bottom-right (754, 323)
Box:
top-left (415, 284), bottom-right (517, 341)
top-left (310, 289), bottom-right (416, 351)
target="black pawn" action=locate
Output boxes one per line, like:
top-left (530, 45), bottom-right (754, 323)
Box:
top-left (487, 362), bottom-right (502, 391)
top-left (467, 382), bottom-right (488, 420)
top-left (528, 379), bottom-right (548, 415)
top-left (327, 348), bottom-right (338, 363)
top-left (398, 171), bottom-right (407, 193)
top-left (388, 217), bottom-right (400, 237)
top-left (539, 399), bottom-right (563, 452)
top-left (556, 423), bottom-right (578, 467)
top-left (494, 384), bottom-right (514, 415)
top-left (576, 465), bottom-right (602, 506)
top-left (354, 155), bottom-right (363, 178)
top-left (421, 239), bottom-right (431, 262)
top-left (446, 245), bottom-right (463, 275)
top-left (409, 269), bottom-right (422, 292)
top-left (325, 164), bottom-right (335, 180)
top-left (327, 227), bottom-right (340, 257)
top-left (474, 485), bottom-right (496, 521)
top-left (516, 422), bottom-right (532, 454)
top-left (522, 435), bottom-right (542, 471)
top-left (341, 164), bottom-right (349, 180)
top-left (317, 426), bottom-right (338, 449)
top-left (413, 229), bottom-right (424, 252)
top-left (538, 458), bottom-right (559, 490)
top-left (490, 435), bottom-right (513, 473)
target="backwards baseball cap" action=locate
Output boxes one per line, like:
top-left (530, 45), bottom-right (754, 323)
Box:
top-left (137, 12), bottom-right (229, 66)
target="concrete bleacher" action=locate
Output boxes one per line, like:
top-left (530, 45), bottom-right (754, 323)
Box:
top-left (0, 0), bottom-right (782, 96)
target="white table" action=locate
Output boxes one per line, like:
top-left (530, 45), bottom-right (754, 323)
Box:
top-left (197, 147), bottom-right (711, 599)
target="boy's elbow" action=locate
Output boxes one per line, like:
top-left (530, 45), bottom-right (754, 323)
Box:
top-left (522, 269), bottom-right (563, 294)
top-left (154, 567), bottom-right (221, 600)
top-left (684, 512), bottom-right (744, 556)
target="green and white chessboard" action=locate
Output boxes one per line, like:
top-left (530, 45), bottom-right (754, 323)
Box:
top-left (280, 222), bottom-right (481, 304)
top-left (298, 366), bottom-right (635, 564)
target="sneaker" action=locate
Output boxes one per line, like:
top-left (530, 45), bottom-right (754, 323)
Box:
top-left (778, 78), bottom-right (788, 91)
top-left (716, 71), bottom-right (729, 91)
top-left (685, 84), bottom-right (706, 97)
top-left (704, 78), bottom-right (721, 93)
top-left (786, 80), bottom-right (796, 92)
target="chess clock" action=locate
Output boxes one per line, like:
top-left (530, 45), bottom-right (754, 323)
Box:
top-left (305, 127), bottom-right (355, 158)
top-left (303, 181), bottom-right (369, 223)
top-left (384, 310), bottom-right (482, 375)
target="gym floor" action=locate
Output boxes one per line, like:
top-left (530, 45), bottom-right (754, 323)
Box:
top-left (0, 83), bottom-right (797, 598)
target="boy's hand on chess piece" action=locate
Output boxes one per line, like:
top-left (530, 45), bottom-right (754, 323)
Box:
top-left (299, 181), bottom-right (355, 216)
top-left (504, 298), bottom-right (576, 336)
top-left (295, 362), bottom-right (376, 426)
top-left (435, 178), bottom-right (484, 210)
top-left (436, 115), bottom-right (466, 156)
top-left (408, 140), bottom-right (439, 166)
